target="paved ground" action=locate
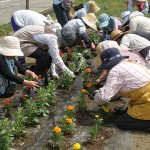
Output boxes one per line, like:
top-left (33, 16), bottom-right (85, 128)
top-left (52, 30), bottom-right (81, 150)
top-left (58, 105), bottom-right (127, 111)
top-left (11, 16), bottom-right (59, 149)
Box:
top-left (0, 0), bottom-right (53, 23)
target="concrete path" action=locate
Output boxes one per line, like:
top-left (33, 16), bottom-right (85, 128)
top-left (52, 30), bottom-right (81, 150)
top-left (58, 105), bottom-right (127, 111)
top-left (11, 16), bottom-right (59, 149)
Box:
top-left (0, 0), bottom-right (53, 23)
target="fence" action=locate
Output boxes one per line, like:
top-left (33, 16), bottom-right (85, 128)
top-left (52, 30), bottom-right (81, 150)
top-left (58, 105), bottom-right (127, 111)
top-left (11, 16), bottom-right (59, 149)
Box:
top-left (0, 0), bottom-right (53, 24)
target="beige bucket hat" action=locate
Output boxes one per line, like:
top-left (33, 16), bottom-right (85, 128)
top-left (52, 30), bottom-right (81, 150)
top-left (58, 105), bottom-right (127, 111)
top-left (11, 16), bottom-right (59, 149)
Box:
top-left (0, 36), bottom-right (24, 56)
top-left (89, 1), bottom-right (100, 13)
top-left (136, 0), bottom-right (146, 2)
top-left (110, 30), bottom-right (131, 41)
top-left (82, 13), bottom-right (98, 31)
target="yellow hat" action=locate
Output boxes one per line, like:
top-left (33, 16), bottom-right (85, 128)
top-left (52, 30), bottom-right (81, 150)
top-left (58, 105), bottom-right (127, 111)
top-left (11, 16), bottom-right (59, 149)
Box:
top-left (89, 1), bottom-right (100, 13)
top-left (92, 43), bottom-right (102, 68)
top-left (82, 13), bottom-right (98, 31)
top-left (110, 30), bottom-right (131, 41)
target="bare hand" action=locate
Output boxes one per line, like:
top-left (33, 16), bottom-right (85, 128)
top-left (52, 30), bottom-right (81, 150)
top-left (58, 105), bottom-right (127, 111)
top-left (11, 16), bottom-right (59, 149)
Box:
top-left (23, 80), bottom-right (39, 88)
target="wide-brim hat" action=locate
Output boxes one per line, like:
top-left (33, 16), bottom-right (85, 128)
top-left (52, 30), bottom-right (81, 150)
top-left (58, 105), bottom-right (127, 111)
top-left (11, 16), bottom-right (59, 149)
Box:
top-left (92, 43), bottom-right (102, 68)
top-left (89, 1), bottom-right (100, 13)
top-left (82, 13), bottom-right (97, 31)
top-left (110, 30), bottom-right (131, 41)
top-left (121, 11), bottom-right (144, 26)
top-left (56, 27), bottom-right (76, 47)
top-left (98, 13), bottom-right (110, 29)
top-left (0, 36), bottom-right (24, 56)
top-left (136, 0), bottom-right (146, 2)
top-left (98, 48), bottom-right (129, 70)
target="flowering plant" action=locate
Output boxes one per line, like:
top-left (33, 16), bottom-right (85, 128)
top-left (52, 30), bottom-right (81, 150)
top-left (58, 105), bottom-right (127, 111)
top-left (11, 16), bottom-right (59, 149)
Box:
top-left (12, 107), bottom-right (26, 137)
top-left (100, 103), bottom-right (110, 119)
top-left (0, 118), bottom-right (14, 150)
top-left (49, 126), bottom-right (64, 149)
top-left (73, 143), bottom-right (82, 150)
top-left (60, 71), bottom-right (73, 90)
top-left (76, 89), bottom-right (88, 112)
top-left (82, 68), bottom-right (91, 82)
top-left (88, 115), bottom-right (103, 141)
top-left (61, 115), bottom-right (76, 135)
top-left (65, 105), bottom-right (75, 118)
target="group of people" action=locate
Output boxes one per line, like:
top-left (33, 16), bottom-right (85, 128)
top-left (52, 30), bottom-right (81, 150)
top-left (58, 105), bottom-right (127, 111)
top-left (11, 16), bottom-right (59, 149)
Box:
top-left (0, 0), bottom-right (150, 131)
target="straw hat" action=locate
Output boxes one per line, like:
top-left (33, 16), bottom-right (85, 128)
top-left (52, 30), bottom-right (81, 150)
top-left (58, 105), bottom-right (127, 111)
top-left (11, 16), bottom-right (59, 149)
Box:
top-left (82, 13), bottom-right (98, 31)
top-left (0, 36), bottom-right (24, 56)
top-left (89, 1), bottom-right (100, 13)
top-left (110, 30), bottom-right (131, 41)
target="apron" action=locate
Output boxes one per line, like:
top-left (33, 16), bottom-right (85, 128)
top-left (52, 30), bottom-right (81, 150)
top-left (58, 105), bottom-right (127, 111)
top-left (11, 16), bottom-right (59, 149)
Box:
top-left (0, 58), bottom-right (17, 94)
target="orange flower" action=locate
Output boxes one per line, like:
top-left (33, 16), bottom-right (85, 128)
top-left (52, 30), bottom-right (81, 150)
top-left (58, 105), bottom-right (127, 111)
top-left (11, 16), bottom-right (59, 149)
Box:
top-left (53, 126), bottom-right (61, 133)
top-left (26, 86), bottom-right (30, 91)
top-left (86, 82), bottom-right (92, 88)
top-left (81, 89), bottom-right (87, 94)
top-left (66, 118), bottom-right (72, 123)
top-left (86, 68), bottom-right (91, 73)
top-left (5, 99), bottom-right (10, 105)
top-left (67, 105), bottom-right (74, 111)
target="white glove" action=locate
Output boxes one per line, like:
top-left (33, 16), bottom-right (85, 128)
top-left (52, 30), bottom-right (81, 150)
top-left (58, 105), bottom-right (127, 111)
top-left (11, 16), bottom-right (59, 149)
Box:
top-left (65, 69), bottom-right (75, 79)
top-left (51, 62), bottom-right (59, 79)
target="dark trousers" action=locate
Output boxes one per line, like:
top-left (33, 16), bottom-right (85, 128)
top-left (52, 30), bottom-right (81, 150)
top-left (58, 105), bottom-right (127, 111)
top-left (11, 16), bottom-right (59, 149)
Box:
top-left (116, 113), bottom-right (150, 132)
top-left (53, 3), bottom-right (68, 27)
top-left (11, 16), bottom-right (21, 32)
top-left (29, 48), bottom-right (52, 76)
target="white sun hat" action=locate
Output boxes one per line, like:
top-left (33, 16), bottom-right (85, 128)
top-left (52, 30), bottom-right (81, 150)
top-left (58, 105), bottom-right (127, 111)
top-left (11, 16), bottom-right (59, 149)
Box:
top-left (121, 11), bottom-right (144, 26)
top-left (0, 36), bottom-right (24, 56)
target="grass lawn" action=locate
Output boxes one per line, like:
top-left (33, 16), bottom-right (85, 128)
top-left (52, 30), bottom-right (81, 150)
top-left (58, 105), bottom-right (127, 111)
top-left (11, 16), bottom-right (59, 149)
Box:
top-left (0, 0), bottom-right (149, 36)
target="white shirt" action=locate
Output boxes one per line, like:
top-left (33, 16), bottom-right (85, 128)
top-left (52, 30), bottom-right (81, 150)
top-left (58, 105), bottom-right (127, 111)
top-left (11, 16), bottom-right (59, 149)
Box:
top-left (13, 10), bottom-right (47, 27)
top-left (33, 34), bottom-right (68, 71)
top-left (120, 34), bottom-right (150, 63)
top-left (129, 16), bottom-right (150, 33)
top-left (73, 8), bottom-right (87, 19)
top-left (95, 61), bottom-right (150, 103)
top-left (64, 19), bottom-right (86, 35)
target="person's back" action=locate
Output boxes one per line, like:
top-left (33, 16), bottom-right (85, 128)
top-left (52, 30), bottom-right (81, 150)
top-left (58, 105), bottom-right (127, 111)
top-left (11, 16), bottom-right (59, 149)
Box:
top-left (130, 16), bottom-right (150, 32)
top-left (13, 10), bottom-right (47, 27)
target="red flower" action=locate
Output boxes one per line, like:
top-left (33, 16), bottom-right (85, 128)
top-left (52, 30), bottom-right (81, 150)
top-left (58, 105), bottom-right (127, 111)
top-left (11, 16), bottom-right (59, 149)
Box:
top-left (67, 50), bottom-right (71, 56)
top-left (21, 93), bottom-right (26, 100)
top-left (59, 50), bottom-right (63, 57)
top-left (38, 74), bottom-right (42, 80)
top-left (45, 68), bottom-right (49, 73)
top-left (5, 99), bottom-right (10, 105)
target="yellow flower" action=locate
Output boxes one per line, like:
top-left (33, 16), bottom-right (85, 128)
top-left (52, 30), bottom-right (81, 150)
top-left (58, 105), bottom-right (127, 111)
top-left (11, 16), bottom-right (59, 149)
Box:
top-left (67, 105), bottom-right (74, 111)
top-left (73, 143), bottom-right (81, 150)
top-left (86, 82), bottom-right (92, 88)
top-left (53, 126), bottom-right (61, 133)
top-left (81, 89), bottom-right (87, 94)
top-left (102, 106), bottom-right (109, 112)
top-left (66, 118), bottom-right (73, 123)
top-left (86, 68), bottom-right (91, 73)
top-left (95, 115), bottom-right (100, 118)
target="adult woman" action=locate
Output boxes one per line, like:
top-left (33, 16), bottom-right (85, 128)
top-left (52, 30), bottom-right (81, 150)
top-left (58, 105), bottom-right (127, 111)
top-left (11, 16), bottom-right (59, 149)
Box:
top-left (0, 36), bottom-right (39, 98)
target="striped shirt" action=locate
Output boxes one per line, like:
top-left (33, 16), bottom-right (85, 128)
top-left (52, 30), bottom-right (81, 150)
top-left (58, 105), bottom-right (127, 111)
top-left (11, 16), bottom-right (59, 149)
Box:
top-left (95, 61), bottom-right (150, 103)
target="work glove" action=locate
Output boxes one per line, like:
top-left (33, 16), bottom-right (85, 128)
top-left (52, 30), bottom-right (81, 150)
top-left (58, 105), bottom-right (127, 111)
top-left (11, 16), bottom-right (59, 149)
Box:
top-left (65, 69), bottom-right (76, 79)
top-left (74, 3), bottom-right (83, 11)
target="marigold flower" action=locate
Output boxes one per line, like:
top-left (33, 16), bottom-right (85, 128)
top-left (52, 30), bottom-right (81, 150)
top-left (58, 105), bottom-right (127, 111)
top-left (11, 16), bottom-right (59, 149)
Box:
top-left (5, 99), bottom-right (10, 105)
top-left (95, 115), bottom-right (100, 118)
top-left (66, 118), bottom-right (72, 123)
top-left (67, 50), bottom-right (71, 55)
top-left (26, 86), bottom-right (30, 91)
top-left (73, 143), bottom-right (81, 150)
top-left (38, 74), bottom-right (42, 80)
top-left (81, 89), bottom-right (87, 94)
top-left (102, 106), bottom-right (109, 113)
top-left (67, 105), bottom-right (74, 111)
top-left (86, 68), bottom-right (91, 73)
top-left (53, 126), bottom-right (61, 133)
top-left (59, 50), bottom-right (63, 57)
top-left (86, 82), bottom-right (92, 88)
